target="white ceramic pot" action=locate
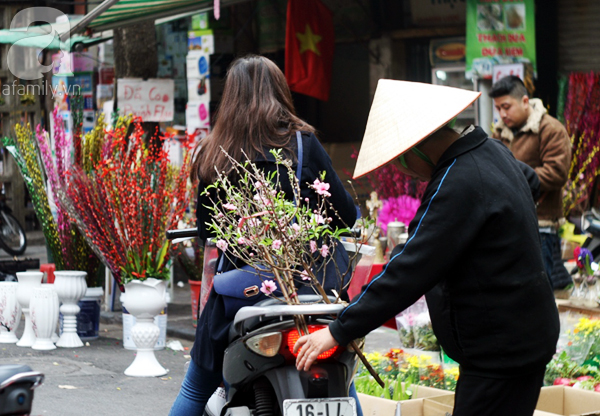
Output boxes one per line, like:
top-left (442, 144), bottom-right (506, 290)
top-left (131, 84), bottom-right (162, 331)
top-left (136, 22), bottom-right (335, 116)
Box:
top-left (0, 282), bottom-right (21, 343)
top-left (122, 278), bottom-right (168, 377)
top-left (16, 271), bottom-right (43, 347)
top-left (42, 283), bottom-right (60, 343)
top-left (53, 271), bottom-right (87, 348)
top-left (30, 286), bottom-right (59, 350)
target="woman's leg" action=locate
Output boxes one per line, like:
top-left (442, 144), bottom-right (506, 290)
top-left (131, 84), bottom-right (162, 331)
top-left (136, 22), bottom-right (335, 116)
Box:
top-left (169, 359), bottom-right (223, 416)
top-left (348, 382), bottom-right (363, 416)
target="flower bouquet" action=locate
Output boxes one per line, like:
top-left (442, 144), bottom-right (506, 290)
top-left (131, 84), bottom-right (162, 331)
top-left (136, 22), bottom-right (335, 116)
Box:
top-left (354, 347), bottom-right (459, 397)
top-left (544, 316), bottom-right (600, 389)
top-left (203, 147), bottom-right (383, 384)
top-left (58, 116), bottom-right (192, 288)
top-left (204, 149), bottom-right (354, 315)
top-left (2, 106), bottom-right (101, 285)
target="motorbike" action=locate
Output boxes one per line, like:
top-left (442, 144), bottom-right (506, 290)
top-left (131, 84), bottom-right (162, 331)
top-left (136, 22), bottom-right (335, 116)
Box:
top-left (166, 228), bottom-right (374, 416)
top-left (0, 197), bottom-right (27, 256)
top-left (580, 208), bottom-right (600, 259)
top-left (0, 364), bottom-right (44, 416)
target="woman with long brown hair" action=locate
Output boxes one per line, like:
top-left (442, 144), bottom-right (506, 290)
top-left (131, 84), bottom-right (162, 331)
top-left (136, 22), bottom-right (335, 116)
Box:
top-left (169, 55), bottom-right (359, 415)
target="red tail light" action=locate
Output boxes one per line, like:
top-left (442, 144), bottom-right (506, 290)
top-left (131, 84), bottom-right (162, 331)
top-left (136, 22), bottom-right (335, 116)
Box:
top-left (280, 325), bottom-right (340, 361)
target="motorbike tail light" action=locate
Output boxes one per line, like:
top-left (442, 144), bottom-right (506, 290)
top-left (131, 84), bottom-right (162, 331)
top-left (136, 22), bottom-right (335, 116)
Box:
top-left (283, 325), bottom-right (339, 361)
top-left (245, 332), bottom-right (282, 357)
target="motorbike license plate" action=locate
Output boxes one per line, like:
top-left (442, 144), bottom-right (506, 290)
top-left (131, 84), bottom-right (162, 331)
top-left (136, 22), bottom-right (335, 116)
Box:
top-left (283, 398), bottom-right (356, 416)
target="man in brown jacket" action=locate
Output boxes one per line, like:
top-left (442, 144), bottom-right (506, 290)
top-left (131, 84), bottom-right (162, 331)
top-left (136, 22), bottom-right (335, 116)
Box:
top-left (490, 75), bottom-right (572, 289)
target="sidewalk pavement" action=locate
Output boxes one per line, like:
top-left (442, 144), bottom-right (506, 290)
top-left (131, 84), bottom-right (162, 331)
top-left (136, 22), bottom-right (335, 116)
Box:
top-left (1, 241), bottom-right (400, 415)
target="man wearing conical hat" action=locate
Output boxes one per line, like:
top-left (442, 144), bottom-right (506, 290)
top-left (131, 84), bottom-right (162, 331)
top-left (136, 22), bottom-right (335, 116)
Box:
top-left (295, 80), bottom-right (559, 415)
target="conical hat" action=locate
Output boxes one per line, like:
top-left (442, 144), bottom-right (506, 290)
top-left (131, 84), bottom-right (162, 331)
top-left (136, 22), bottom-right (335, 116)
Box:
top-left (353, 80), bottom-right (481, 179)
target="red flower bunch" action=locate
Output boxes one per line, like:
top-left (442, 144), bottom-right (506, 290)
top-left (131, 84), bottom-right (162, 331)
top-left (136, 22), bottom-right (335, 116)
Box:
top-left (60, 117), bottom-right (192, 288)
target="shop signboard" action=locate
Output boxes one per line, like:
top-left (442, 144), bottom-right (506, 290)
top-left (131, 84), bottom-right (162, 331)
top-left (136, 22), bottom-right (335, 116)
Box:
top-left (116, 78), bottom-right (174, 122)
top-left (429, 37), bottom-right (466, 67)
top-left (466, 0), bottom-right (536, 79)
top-left (410, 0), bottom-right (467, 27)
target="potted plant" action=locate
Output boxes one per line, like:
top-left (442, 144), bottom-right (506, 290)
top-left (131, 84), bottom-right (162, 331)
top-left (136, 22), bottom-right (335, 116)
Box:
top-left (3, 104), bottom-right (102, 345)
top-left (59, 115), bottom-right (191, 376)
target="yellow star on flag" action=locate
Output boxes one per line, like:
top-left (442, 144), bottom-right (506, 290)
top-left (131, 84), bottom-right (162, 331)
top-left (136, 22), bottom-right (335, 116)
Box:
top-left (296, 24), bottom-right (322, 56)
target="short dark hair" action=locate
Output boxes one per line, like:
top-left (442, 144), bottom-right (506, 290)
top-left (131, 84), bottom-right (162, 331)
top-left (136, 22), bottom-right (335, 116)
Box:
top-left (489, 75), bottom-right (528, 99)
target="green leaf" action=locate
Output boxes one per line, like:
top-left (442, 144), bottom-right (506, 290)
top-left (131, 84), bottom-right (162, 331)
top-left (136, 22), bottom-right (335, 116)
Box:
top-left (155, 240), bottom-right (170, 270)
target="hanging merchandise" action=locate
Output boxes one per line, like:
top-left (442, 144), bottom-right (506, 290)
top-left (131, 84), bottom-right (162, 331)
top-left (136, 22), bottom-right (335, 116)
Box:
top-left (465, 0), bottom-right (536, 79)
top-left (186, 30), bottom-right (214, 139)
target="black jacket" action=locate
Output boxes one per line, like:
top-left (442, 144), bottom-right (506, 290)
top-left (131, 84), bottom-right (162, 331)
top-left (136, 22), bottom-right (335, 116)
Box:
top-left (329, 127), bottom-right (559, 377)
top-left (192, 132), bottom-right (357, 371)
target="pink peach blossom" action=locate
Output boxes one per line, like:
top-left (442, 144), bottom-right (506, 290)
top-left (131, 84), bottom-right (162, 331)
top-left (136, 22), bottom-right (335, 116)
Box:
top-left (313, 179), bottom-right (331, 197)
top-left (216, 239), bottom-right (228, 251)
top-left (260, 280), bottom-right (277, 295)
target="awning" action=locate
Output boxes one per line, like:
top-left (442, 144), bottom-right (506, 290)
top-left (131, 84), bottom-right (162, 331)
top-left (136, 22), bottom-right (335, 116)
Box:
top-left (0, 0), bottom-right (250, 52)
top-left (79, 0), bottom-right (250, 34)
top-left (0, 19), bottom-right (113, 52)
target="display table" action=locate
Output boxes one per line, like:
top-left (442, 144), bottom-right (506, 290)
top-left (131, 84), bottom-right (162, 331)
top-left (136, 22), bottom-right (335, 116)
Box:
top-left (347, 262), bottom-right (397, 330)
top-left (556, 299), bottom-right (600, 317)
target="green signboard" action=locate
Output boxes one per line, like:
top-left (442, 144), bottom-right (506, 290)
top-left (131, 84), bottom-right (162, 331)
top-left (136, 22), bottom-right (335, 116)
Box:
top-left (466, 0), bottom-right (536, 79)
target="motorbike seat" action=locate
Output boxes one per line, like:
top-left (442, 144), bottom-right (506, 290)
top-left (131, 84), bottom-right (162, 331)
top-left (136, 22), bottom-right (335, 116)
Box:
top-left (229, 295), bottom-right (337, 340)
top-left (0, 365), bottom-right (32, 385)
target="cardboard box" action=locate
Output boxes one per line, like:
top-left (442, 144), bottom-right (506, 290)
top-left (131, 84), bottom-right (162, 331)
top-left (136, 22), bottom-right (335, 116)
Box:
top-left (186, 99), bottom-right (211, 132)
top-left (82, 93), bottom-right (94, 110)
top-left (358, 385), bottom-right (453, 416)
top-left (186, 53), bottom-right (211, 79)
top-left (360, 385), bottom-right (600, 416)
top-left (52, 52), bottom-right (95, 74)
top-left (98, 41), bottom-right (114, 65)
top-left (191, 12), bottom-right (209, 30)
top-left (98, 66), bottom-right (115, 85)
top-left (187, 77), bottom-right (211, 101)
top-left (535, 386), bottom-right (600, 416)
top-left (421, 395), bottom-right (454, 416)
top-left (188, 30), bottom-right (214, 53)
top-left (96, 84), bottom-right (113, 110)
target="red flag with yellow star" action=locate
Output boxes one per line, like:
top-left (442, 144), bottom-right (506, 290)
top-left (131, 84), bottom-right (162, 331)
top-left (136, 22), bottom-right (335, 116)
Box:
top-left (285, 0), bottom-right (334, 101)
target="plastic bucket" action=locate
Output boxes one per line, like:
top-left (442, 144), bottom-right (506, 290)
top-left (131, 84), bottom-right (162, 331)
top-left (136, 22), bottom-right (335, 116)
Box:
top-left (77, 287), bottom-right (103, 341)
top-left (189, 280), bottom-right (202, 328)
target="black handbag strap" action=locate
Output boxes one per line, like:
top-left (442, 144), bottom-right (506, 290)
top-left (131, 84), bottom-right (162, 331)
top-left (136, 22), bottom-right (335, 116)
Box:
top-left (293, 131), bottom-right (303, 207)
top-left (217, 132), bottom-right (304, 272)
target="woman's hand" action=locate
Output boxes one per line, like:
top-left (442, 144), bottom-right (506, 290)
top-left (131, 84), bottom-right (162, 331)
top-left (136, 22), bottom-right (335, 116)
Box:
top-left (294, 327), bottom-right (339, 371)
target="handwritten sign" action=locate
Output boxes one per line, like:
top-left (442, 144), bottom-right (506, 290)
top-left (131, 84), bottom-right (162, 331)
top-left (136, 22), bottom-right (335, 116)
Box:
top-left (117, 78), bottom-right (174, 122)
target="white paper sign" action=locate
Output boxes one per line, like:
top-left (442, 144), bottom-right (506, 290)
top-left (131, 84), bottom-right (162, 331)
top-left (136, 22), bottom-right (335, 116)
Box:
top-left (117, 78), bottom-right (174, 122)
top-left (492, 63), bottom-right (524, 84)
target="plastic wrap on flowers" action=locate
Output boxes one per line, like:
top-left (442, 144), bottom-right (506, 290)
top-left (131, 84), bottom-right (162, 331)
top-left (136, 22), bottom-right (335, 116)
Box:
top-left (395, 297), bottom-right (440, 352)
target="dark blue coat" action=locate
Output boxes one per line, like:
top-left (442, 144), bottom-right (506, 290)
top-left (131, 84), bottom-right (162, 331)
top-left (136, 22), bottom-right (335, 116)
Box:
top-left (330, 127), bottom-right (559, 377)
